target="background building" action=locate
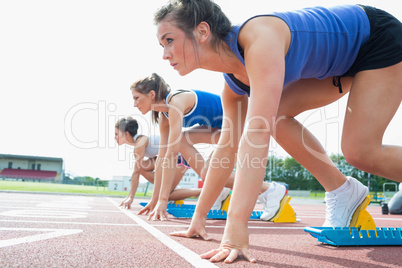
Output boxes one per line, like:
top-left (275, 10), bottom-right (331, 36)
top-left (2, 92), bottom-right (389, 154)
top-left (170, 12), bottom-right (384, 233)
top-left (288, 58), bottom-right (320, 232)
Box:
top-left (0, 154), bottom-right (64, 183)
top-left (177, 169), bottom-right (201, 189)
top-left (108, 169), bottom-right (202, 192)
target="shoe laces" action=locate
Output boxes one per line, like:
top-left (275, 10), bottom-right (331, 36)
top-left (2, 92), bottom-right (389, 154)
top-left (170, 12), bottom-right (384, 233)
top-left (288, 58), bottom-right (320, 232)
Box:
top-left (324, 192), bottom-right (339, 221)
top-left (257, 195), bottom-right (267, 209)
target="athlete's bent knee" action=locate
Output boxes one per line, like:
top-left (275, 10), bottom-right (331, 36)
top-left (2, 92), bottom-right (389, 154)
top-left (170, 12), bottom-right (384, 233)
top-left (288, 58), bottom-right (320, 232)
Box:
top-left (342, 146), bottom-right (379, 174)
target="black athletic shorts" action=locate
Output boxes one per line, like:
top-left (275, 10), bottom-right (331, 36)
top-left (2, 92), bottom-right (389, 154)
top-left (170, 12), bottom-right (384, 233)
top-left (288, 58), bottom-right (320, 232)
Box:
top-left (342, 5), bottom-right (402, 77)
top-left (177, 154), bottom-right (190, 168)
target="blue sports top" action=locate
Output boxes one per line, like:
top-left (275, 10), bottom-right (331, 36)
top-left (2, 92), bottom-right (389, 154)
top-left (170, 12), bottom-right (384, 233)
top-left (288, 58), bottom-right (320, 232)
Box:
top-left (163, 90), bottom-right (223, 129)
top-left (223, 5), bottom-right (370, 96)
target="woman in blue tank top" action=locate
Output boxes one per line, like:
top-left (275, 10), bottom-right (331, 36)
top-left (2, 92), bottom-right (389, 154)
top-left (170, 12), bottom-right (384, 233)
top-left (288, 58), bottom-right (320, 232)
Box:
top-left (130, 73), bottom-right (286, 222)
top-left (129, 73), bottom-right (223, 219)
top-left (155, 0), bottom-right (402, 263)
top-left (114, 117), bottom-right (201, 209)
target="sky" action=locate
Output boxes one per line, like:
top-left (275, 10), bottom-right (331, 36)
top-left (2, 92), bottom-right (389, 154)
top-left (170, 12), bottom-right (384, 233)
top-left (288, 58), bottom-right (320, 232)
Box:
top-left (1, 0), bottom-right (401, 181)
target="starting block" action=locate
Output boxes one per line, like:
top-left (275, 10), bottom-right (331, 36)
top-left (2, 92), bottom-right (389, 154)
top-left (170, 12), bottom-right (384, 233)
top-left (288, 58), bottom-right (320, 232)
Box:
top-left (166, 207), bottom-right (264, 219)
top-left (304, 227), bottom-right (402, 246)
top-left (213, 193), bottom-right (296, 222)
top-left (221, 193), bottom-right (231, 211)
top-left (269, 196), bottom-right (297, 223)
top-left (139, 199), bottom-right (264, 220)
top-left (304, 196), bottom-right (402, 246)
top-left (173, 200), bottom-right (184, 205)
top-left (349, 196), bottom-right (376, 230)
top-left (139, 202), bottom-right (195, 209)
top-left (140, 194), bottom-right (297, 222)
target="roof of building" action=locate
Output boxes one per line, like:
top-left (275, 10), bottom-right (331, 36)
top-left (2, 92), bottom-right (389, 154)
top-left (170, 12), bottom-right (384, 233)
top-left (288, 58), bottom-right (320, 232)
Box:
top-left (0, 168), bottom-right (57, 180)
top-left (0, 154), bottom-right (63, 162)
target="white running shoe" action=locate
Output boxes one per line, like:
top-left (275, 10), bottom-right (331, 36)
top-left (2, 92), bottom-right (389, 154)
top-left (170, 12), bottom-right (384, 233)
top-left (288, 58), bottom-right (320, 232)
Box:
top-left (322, 176), bottom-right (369, 227)
top-left (259, 182), bottom-right (287, 221)
top-left (211, 187), bottom-right (231, 210)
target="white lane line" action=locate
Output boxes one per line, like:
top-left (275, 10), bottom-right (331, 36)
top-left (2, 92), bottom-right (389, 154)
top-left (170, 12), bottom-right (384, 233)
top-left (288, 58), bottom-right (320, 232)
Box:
top-left (0, 210), bottom-right (87, 219)
top-left (206, 226), bottom-right (305, 229)
top-left (0, 206), bottom-right (121, 213)
top-left (0, 220), bottom-right (305, 229)
top-left (153, 225), bottom-right (305, 230)
top-left (107, 198), bottom-right (218, 268)
top-left (0, 227), bottom-right (82, 248)
top-left (298, 215), bottom-right (402, 222)
top-left (0, 219), bottom-right (139, 227)
top-left (372, 217), bottom-right (402, 222)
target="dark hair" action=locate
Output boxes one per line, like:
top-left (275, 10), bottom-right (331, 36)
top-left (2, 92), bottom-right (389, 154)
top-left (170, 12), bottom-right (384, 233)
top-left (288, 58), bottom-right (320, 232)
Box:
top-left (115, 117), bottom-right (139, 138)
top-left (130, 73), bottom-right (170, 124)
top-left (154, 0), bottom-right (232, 54)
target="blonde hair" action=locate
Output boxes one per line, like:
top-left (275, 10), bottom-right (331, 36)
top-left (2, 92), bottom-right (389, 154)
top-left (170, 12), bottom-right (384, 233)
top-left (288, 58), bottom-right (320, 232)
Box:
top-left (130, 73), bottom-right (170, 124)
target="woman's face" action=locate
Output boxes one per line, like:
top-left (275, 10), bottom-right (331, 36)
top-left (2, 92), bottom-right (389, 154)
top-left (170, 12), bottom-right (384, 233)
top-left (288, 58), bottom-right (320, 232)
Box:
top-left (132, 89), bottom-right (153, 114)
top-left (114, 128), bottom-right (126, 146)
top-left (157, 19), bottom-right (198, 76)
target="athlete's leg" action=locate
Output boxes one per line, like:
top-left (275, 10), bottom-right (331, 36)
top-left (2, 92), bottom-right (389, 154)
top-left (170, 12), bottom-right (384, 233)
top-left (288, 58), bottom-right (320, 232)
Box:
top-left (179, 126), bottom-right (221, 177)
top-left (388, 190), bottom-right (402, 214)
top-left (139, 157), bottom-right (156, 184)
top-left (342, 62), bottom-right (402, 182)
top-left (275, 76), bottom-right (353, 191)
top-left (202, 149), bottom-right (270, 194)
top-left (167, 163), bottom-right (202, 200)
top-left (169, 188), bottom-right (202, 200)
top-left (275, 76), bottom-right (371, 227)
top-left (170, 163), bottom-right (188, 189)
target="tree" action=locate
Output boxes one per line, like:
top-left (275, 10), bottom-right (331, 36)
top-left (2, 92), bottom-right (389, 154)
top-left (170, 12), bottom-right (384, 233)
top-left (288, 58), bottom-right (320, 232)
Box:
top-left (263, 153), bottom-right (395, 192)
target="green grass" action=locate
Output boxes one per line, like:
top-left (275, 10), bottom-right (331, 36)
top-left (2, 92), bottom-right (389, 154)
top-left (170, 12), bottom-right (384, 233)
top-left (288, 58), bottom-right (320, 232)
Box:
top-left (310, 191), bottom-right (325, 198)
top-left (1, 180), bottom-right (352, 201)
top-left (0, 180), bottom-right (153, 197)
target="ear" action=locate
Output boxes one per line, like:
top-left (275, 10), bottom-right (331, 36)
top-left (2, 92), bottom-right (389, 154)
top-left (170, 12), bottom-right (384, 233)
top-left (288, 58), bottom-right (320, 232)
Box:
top-left (194, 21), bottom-right (210, 43)
top-left (124, 131), bottom-right (131, 140)
top-left (149, 90), bottom-right (156, 100)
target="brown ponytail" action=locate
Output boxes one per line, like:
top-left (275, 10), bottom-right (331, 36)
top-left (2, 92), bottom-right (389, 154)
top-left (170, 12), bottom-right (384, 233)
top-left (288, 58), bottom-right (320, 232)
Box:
top-left (130, 73), bottom-right (170, 124)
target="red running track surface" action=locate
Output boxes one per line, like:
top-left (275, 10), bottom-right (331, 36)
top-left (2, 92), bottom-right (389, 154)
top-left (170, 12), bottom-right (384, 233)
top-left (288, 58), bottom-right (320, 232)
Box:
top-left (0, 192), bottom-right (401, 267)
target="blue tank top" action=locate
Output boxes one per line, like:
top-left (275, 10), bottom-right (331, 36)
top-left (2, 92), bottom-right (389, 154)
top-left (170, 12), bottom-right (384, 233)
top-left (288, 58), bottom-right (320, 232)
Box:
top-left (163, 90), bottom-right (223, 129)
top-left (223, 5), bottom-right (370, 96)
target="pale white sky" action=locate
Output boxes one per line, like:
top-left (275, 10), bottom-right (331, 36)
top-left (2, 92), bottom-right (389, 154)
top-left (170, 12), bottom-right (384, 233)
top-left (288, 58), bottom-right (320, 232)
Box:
top-left (1, 0), bottom-right (401, 181)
